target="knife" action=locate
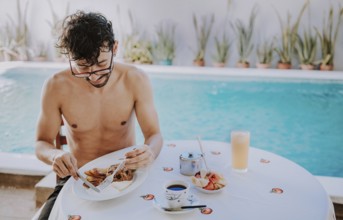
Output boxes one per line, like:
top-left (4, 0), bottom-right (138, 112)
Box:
top-left (153, 198), bottom-right (206, 211)
top-left (160, 205), bottom-right (207, 212)
top-left (76, 171), bottom-right (100, 193)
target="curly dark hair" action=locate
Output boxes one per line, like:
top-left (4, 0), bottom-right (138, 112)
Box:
top-left (57, 11), bottom-right (115, 65)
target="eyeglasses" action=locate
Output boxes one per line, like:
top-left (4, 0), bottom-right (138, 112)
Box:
top-left (69, 50), bottom-right (113, 78)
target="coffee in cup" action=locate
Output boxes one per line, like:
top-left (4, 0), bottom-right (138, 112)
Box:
top-left (164, 180), bottom-right (189, 208)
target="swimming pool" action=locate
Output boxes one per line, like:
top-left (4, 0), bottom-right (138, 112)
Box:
top-left (1, 64), bottom-right (343, 178)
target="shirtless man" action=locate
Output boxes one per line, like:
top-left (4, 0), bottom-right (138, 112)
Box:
top-left (35, 11), bottom-right (163, 219)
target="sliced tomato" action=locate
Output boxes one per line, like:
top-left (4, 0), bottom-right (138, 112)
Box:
top-left (203, 181), bottom-right (216, 190)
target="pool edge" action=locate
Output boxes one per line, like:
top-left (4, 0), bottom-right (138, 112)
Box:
top-left (0, 152), bottom-right (51, 176)
top-left (1, 61), bottom-right (343, 81)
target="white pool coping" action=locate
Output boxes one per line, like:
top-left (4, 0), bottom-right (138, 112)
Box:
top-left (0, 152), bottom-right (51, 176)
top-left (0, 61), bottom-right (342, 203)
top-left (1, 61), bottom-right (343, 81)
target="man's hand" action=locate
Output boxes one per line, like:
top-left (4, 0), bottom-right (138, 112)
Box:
top-left (124, 145), bottom-right (155, 169)
top-left (52, 151), bottom-right (78, 179)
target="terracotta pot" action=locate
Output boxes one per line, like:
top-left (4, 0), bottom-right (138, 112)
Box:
top-left (193, 59), bottom-right (205, 67)
top-left (277, 62), bottom-right (292, 69)
top-left (236, 62), bottom-right (250, 68)
top-left (33, 56), bottom-right (48, 62)
top-left (300, 64), bottom-right (315, 70)
top-left (256, 63), bottom-right (271, 69)
top-left (54, 57), bottom-right (67, 62)
top-left (320, 64), bottom-right (334, 71)
top-left (213, 62), bottom-right (226, 68)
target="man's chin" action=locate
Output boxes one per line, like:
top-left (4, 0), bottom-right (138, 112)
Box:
top-left (87, 74), bottom-right (111, 88)
top-left (89, 81), bottom-right (107, 88)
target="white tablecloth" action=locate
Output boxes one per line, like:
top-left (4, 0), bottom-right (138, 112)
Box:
top-left (49, 140), bottom-right (335, 220)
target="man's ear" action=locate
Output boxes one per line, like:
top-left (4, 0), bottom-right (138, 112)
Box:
top-left (113, 40), bottom-right (119, 56)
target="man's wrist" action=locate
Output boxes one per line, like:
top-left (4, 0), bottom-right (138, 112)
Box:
top-left (50, 149), bottom-right (62, 164)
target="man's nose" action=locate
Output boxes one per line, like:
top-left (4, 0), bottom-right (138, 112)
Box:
top-left (88, 73), bottom-right (99, 81)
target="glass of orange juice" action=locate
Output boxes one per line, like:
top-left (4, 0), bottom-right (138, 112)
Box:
top-left (231, 131), bottom-right (250, 173)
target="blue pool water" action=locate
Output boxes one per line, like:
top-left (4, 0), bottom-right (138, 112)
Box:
top-left (1, 68), bottom-right (343, 177)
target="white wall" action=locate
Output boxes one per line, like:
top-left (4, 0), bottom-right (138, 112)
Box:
top-left (0, 0), bottom-right (342, 70)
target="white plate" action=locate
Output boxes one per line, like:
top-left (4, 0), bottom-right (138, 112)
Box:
top-left (153, 194), bottom-right (199, 214)
top-left (193, 185), bottom-right (226, 194)
top-left (72, 146), bottom-right (149, 201)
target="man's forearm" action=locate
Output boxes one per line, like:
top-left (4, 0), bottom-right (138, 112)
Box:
top-left (144, 133), bottom-right (163, 159)
top-left (35, 140), bottom-right (63, 165)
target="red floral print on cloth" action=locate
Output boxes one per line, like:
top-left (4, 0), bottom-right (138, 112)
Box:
top-left (141, 194), bottom-right (155, 200)
top-left (260, 158), bottom-right (271, 163)
top-left (163, 167), bottom-right (174, 172)
top-left (68, 215), bottom-right (81, 220)
top-left (201, 207), bottom-right (213, 215)
top-left (271, 188), bottom-right (284, 194)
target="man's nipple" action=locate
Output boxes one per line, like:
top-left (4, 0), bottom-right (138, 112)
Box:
top-left (72, 124), bottom-right (78, 128)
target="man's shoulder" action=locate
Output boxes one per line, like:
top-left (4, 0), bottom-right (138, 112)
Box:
top-left (117, 62), bottom-right (148, 82)
top-left (44, 69), bottom-right (72, 91)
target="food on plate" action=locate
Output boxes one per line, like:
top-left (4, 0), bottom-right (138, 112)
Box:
top-left (191, 169), bottom-right (227, 190)
top-left (82, 163), bottom-right (136, 189)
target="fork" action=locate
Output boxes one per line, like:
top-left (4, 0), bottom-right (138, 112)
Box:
top-left (196, 136), bottom-right (210, 172)
top-left (153, 198), bottom-right (206, 211)
top-left (97, 160), bottom-right (126, 191)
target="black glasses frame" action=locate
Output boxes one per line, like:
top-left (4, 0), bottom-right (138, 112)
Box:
top-left (69, 50), bottom-right (113, 78)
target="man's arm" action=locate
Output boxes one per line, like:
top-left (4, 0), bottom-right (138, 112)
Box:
top-left (125, 69), bottom-right (163, 168)
top-left (35, 76), bottom-right (78, 179)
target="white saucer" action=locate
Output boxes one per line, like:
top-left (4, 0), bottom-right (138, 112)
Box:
top-left (153, 194), bottom-right (199, 214)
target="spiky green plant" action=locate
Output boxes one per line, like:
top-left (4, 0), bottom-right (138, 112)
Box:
top-left (315, 5), bottom-right (343, 66)
top-left (234, 5), bottom-right (258, 64)
top-left (192, 14), bottom-right (215, 61)
top-left (295, 30), bottom-right (317, 65)
top-left (274, 0), bottom-right (309, 64)
top-left (153, 21), bottom-right (176, 62)
top-left (122, 10), bottom-right (153, 64)
top-left (46, 0), bottom-right (70, 60)
top-left (212, 32), bottom-right (231, 63)
top-left (46, 0), bottom-right (70, 38)
top-left (34, 41), bottom-right (49, 57)
top-left (5, 0), bottom-right (31, 60)
top-left (257, 39), bottom-right (274, 65)
top-left (0, 24), bottom-right (18, 60)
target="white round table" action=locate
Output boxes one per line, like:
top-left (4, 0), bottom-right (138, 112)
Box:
top-left (49, 140), bottom-right (335, 220)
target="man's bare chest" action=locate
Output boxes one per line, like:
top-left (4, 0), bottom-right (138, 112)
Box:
top-left (60, 91), bottom-right (135, 132)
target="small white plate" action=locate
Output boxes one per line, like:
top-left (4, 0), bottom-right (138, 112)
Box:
top-left (193, 185), bottom-right (226, 194)
top-left (153, 194), bottom-right (199, 214)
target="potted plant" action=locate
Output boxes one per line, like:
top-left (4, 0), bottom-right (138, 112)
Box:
top-left (47, 0), bottom-right (70, 62)
top-left (153, 21), bottom-right (176, 65)
top-left (233, 6), bottom-right (258, 68)
top-left (124, 38), bottom-right (154, 64)
top-left (315, 5), bottom-right (343, 71)
top-left (122, 10), bottom-right (153, 64)
top-left (212, 31), bottom-right (231, 67)
top-left (256, 39), bottom-right (274, 69)
top-left (32, 42), bottom-right (49, 62)
top-left (0, 24), bottom-right (18, 61)
top-left (5, 0), bottom-right (32, 61)
top-left (294, 30), bottom-right (317, 70)
top-left (192, 14), bottom-right (215, 67)
top-left (274, 1), bottom-right (309, 69)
